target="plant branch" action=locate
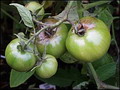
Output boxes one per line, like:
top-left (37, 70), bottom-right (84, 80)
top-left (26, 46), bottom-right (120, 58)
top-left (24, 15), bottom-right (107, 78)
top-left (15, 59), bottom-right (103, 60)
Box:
top-left (1, 8), bottom-right (25, 28)
top-left (24, 1), bottom-right (74, 48)
top-left (88, 63), bottom-right (100, 87)
top-left (25, 12), bottom-right (68, 48)
top-left (112, 23), bottom-right (120, 87)
top-left (1, 8), bottom-right (19, 23)
top-left (33, 17), bottom-right (44, 25)
top-left (77, 1), bottom-right (84, 19)
top-left (83, 1), bottom-right (110, 10)
top-left (112, 23), bottom-right (120, 64)
top-left (87, 63), bottom-right (119, 89)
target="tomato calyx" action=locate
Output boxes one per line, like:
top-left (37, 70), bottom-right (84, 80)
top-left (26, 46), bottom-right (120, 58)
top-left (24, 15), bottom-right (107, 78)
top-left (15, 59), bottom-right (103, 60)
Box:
top-left (14, 33), bottom-right (26, 52)
top-left (35, 18), bottom-right (59, 39)
top-left (37, 22), bottom-right (58, 39)
top-left (74, 22), bottom-right (86, 36)
top-left (14, 33), bottom-right (35, 53)
top-left (33, 56), bottom-right (47, 71)
top-left (44, 27), bottom-right (57, 38)
top-left (17, 44), bottom-right (25, 52)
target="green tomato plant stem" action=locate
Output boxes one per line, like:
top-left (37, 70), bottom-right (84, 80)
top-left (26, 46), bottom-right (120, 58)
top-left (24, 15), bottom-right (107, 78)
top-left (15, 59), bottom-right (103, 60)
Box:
top-left (77, 1), bottom-right (84, 19)
top-left (29, 15), bottom-right (70, 70)
top-left (83, 0), bottom-right (111, 10)
top-left (33, 27), bottom-right (37, 55)
top-left (112, 23), bottom-right (120, 87)
top-left (112, 23), bottom-right (120, 64)
top-left (27, 1), bottom-right (74, 69)
top-left (32, 17), bottom-right (44, 26)
top-left (1, 8), bottom-right (25, 28)
top-left (83, 1), bottom-right (110, 10)
top-left (24, 1), bottom-right (74, 49)
top-left (76, 1), bottom-right (110, 19)
top-left (1, 8), bottom-right (19, 23)
top-left (87, 63), bottom-right (119, 89)
top-left (88, 63), bottom-right (100, 88)
top-left (25, 15), bottom-right (67, 48)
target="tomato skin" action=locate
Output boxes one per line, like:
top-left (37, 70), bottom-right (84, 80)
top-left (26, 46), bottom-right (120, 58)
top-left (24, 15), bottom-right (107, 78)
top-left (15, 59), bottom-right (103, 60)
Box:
top-left (66, 16), bottom-right (111, 62)
top-left (36, 18), bottom-right (68, 58)
top-left (35, 54), bottom-right (58, 78)
top-left (5, 38), bottom-right (36, 72)
top-left (25, 1), bottom-right (44, 20)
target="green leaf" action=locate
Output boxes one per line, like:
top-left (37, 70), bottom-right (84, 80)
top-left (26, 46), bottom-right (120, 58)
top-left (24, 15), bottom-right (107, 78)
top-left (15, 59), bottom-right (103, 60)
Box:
top-left (60, 52), bottom-right (78, 63)
top-left (107, 5), bottom-right (114, 14)
top-left (10, 3), bottom-right (34, 28)
top-left (35, 67), bottom-right (88, 87)
top-left (83, 11), bottom-right (96, 17)
top-left (10, 69), bottom-right (35, 87)
top-left (96, 62), bottom-right (116, 81)
top-left (53, 1), bottom-right (111, 23)
top-left (42, 1), bottom-right (54, 9)
top-left (81, 63), bottom-right (87, 74)
top-left (54, 2), bottom-right (65, 14)
top-left (77, 1), bottom-right (84, 19)
top-left (92, 53), bottom-right (114, 70)
top-left (98, 10), bottom-right (113, 28)
top-left (83, 1), bottom-right (111, 10)
top-left (104, 75), bottom-right (116, 86)
top-left (94, 5), bottom-right (113, 28)
top-left (53, 1), bottom-right (79, 23)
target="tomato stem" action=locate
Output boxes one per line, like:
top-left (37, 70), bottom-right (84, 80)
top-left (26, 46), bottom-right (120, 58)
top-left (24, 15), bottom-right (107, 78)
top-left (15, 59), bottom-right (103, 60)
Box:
top-left (87, 63), bottom-right (100, 88)
top-left (111, 23), bottom-right (120, 87)
top-left (33, 16), bottom-right (44, 25)
top-left (24, 1), bottom-right (74, 48)
top-left (112, 23), bottom-right (120, 64)
top-left (77, 1), bottom-right (84, 19)
top-left (24, 10), bottom-right (68, 49)
top-left (87, 63), bottom-right (119, 89)
top-left (17, 45), bottom-right (25, 53)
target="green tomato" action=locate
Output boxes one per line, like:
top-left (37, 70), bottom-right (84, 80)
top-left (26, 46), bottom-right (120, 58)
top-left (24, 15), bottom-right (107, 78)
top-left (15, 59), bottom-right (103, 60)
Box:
top-left (25, 1), bottom-right (44, 20)
top-left (35, 54), bottom-right (58, 78)
top-left (36, 18), bottom-right (68, 58)
top-left (5, 38), bottom-right (36, 72)
top-left (66, 16), bottom-right (111, 62)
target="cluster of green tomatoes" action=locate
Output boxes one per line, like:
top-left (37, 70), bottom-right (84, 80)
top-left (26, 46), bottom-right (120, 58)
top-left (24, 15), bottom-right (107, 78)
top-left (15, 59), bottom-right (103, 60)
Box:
top-left (5, 1), bottom-right (111, 79)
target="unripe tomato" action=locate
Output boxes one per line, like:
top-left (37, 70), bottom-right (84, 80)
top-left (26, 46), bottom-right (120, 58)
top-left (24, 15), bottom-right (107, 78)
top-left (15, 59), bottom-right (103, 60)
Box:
top-left (5, 38), bottom-right (36, 72)
top-left (66, 16), bottom-right (111, 62)
top-left (25, 1), bottom-right (44, 20)
top-left (36, 18), bottom-right (68, 58)
top-left (35, 54), bottom-right (58, 78)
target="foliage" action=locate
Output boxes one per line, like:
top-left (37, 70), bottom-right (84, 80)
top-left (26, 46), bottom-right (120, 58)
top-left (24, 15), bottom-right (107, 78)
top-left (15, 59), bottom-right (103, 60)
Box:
top-left (35, 67), bottom-right (88, 87)
top-left (10, 69), bottom-right (35, 87)
top-left (1, 0), bottom-right (119, 89)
